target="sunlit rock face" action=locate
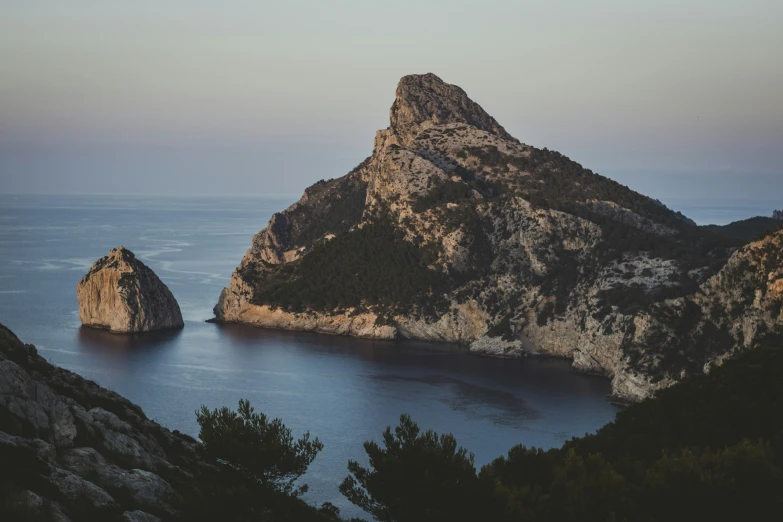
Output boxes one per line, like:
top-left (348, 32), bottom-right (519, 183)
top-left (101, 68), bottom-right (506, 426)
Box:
top-left (78, 247), bottom-right (183, 333)
top-left (215, 73), bottom-right (783, 402)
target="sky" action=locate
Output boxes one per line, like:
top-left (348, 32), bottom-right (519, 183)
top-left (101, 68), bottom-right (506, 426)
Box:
top-left (1, 0), bottom-right (781, 203)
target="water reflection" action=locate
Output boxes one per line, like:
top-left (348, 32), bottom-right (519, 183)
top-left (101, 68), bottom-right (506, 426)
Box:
top-left (215, 323), bottom-right (612, 399)
top-left (77, 325), bottom-right (182, 358)
top-left (217, 322), bottom-right (463, 353)
top-left (372, 374), bottom-right (540, 427)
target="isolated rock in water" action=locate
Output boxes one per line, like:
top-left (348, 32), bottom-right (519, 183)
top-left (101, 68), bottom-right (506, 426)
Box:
top-left (77, 247), bottom-right (183, 333)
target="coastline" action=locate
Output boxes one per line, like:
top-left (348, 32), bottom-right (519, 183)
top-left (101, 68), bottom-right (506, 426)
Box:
top-left (206, 314), bottom-right (627, 404)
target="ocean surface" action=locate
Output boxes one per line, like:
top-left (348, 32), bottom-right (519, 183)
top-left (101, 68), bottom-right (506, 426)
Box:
top-left (0, 194), bottom-right (774, 516)
top-left (661, 197), bottom-right (781, 227)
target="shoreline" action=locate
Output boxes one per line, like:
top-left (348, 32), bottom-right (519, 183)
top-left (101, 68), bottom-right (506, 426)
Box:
top-left (207, 316), bottom-right (624, 403)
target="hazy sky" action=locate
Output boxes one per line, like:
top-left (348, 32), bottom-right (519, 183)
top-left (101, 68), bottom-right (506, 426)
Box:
top-left (1, 0), bottom-right (781, 202)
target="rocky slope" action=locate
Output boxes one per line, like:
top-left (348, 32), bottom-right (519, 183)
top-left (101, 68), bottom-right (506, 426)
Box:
top-left (0, 324), bottom-right (198, 521)
top-left (214, 73), bottom-right (782, 401)
top-left (0, 325), bottom-right (337, 522)
top-left (78, 247), bottom-right (183, 333)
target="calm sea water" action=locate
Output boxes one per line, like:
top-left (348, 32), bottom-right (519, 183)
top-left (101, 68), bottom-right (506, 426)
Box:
top-left (0, 194), bottom-right (771, 515)
top-left (661, 197), bottom-right (781, 226)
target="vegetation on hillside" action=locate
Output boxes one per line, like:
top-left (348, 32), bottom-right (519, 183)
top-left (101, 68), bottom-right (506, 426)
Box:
top-left (411, 180), bottom-right (475, 213)
top-left (463, 145), bottom-right (692, 229)
top-left (341, 337), bottom-right (783, 521)
top-left (285, 172), bottom-right (369, 248)
top-left (340, 414), bottom-right (481, 522)
top-left (195, 399), bottom-right (323, 496)
top-left (702, 216), bottom-right (783, 242)
top-left (247, 218), bottom-right (450, 318)
top-left (179, 400), bottom-right (335, 522)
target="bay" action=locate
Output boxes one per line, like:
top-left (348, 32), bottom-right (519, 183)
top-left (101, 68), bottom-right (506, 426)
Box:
top-left (8, 194), bottom-right (761, 515)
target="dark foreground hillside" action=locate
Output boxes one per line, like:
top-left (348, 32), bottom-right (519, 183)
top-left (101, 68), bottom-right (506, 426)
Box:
top-left (476, 336), bottom-right (783, 522)
top-left (334, 337), bottom-right (783, 522)
top-left (2, 321), bottom-right (781, 521)
top-left (0, 324), bottom-right (334, 522)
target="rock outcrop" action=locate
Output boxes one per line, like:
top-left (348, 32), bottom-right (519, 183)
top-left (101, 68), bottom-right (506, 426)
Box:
top-left (390, 73), bottom-right (515, 145)
top-left (0, 324), bottom-right (197, 521)
top-left (215, 73), bottom-right (783, 402)
top-left (78, 247), bottom-right (183, 333)
top-left (607, 228), bottom-right (783, 400)
top-left (0, 326), bottom-right (336, 522)
top-left (773, 209), bottom-right (783, 221)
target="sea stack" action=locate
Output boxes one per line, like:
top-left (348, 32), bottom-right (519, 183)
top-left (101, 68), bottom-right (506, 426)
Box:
top-left (77, 246), bottom-right (183, 333)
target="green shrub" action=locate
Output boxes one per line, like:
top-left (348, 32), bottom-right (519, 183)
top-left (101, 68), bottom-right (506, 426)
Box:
top-left (340, 414), bottom-right (480, 522)
top-left (196, 399), bottom-right (323, 496)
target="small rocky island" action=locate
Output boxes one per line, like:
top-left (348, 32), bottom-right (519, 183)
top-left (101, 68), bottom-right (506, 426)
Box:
top-left (77, 247), bottom-right (183, 333)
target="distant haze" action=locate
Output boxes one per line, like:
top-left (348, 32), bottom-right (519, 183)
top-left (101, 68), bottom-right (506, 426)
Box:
top-left (1, 1), bottom-right (781, 203)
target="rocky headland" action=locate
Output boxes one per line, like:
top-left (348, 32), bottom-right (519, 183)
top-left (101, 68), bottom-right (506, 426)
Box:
top-left (214, 73), bottom-right (783, 402)
top-left (78, 247), bottom-right (183, 334)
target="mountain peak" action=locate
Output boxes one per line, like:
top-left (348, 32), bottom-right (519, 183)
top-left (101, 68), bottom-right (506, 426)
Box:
top-left (108, 245), bottom-right (137, 264)
top-left (389, 73), bottom-right (514, 141)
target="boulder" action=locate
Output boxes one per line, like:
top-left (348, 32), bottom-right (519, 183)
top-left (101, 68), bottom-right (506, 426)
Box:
top-left (77, 247), bottom-right (183, 333)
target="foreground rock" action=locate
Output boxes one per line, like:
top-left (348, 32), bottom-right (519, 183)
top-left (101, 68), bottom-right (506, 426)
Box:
top-left (0, 325), bottom-right (336, 522)
top-left (215, 73), bottom-right (783, 401)
top-left (0, 324), bottom-right (197, 521)
top-left (78, 247), bottom-right (183, 333)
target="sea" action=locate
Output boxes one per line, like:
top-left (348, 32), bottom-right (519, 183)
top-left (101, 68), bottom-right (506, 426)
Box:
top-left (0, 193), bottom-right (775, 517)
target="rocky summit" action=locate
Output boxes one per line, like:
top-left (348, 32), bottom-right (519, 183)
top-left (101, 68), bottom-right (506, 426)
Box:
top-left (78, 247), bottom-right (183, 333)
top-left (214, 73), bottom-right (783, 402)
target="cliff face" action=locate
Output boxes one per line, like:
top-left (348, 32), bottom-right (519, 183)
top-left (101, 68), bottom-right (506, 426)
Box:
top-left (215, 73), bottom-right (782, 401)
top-left (78, 247), bottom-right (184, 334)
top-left (0, 324), bottom-right (199, 521)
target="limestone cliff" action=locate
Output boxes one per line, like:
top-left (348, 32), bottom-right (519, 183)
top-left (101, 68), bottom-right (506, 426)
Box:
top-left (215, 73), bottom-right (782, 401)
top-left (78, 247), bottom-right (183, 333)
